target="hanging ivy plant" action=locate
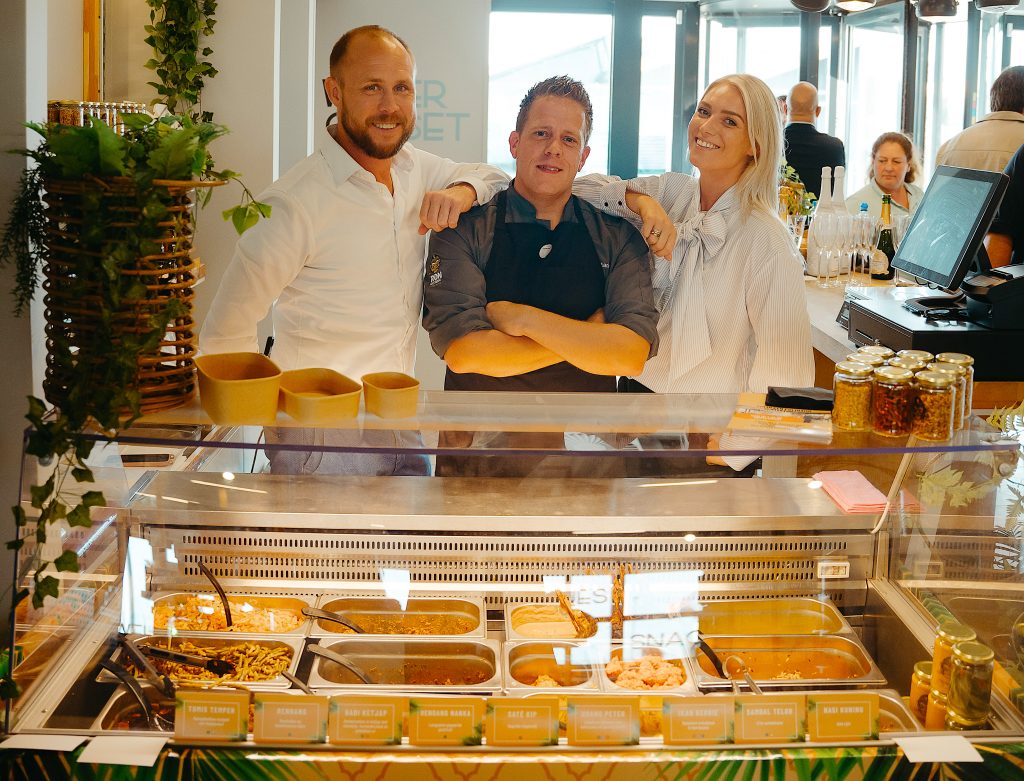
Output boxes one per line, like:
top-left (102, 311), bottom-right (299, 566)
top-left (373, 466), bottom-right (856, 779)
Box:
top-left (144, 0), bottom-right (218, 122)
top-left (0, 114), bottom-right (269, 700)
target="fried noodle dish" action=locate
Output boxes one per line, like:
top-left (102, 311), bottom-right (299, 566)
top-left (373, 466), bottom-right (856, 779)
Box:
top-left (153, 597), bottom-right (303, 633)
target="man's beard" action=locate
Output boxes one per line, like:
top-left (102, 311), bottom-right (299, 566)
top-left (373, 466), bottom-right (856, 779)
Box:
top-left (340, 108), bottom-right (414, 159)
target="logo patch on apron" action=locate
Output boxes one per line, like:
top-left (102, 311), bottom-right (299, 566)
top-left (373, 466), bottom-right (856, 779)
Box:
top-left (428, 254), bottom-right (442, 287)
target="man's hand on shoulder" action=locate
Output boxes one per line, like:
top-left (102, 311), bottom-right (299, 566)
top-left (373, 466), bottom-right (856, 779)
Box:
top-left (419, 183), bottom-right (477, 235)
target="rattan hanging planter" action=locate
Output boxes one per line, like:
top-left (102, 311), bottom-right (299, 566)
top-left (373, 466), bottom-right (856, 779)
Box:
top-left (40, 175), bottom-right (223, 414)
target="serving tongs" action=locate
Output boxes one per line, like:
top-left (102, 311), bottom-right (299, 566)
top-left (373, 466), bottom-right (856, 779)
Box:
top-left (140, 644), bottom-right (236, 676)
top-left (555, 591), bottom-right (598, 639)
top-left (118, 634), bottom-right (175, 698)
top-left (302, 607), bottom-right (365, 634)
top-left (197, 558), bottom-right (232, 628)
top-left (99, 659), bottom-right (173, 732)
top-left (307, 643), bottom-right (375, 684)
top-left (724, 655), bottom-right (763, 695)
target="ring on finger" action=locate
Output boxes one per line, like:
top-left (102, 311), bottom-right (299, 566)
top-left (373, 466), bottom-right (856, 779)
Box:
top-left (650, 228), bottom-right (662, 238)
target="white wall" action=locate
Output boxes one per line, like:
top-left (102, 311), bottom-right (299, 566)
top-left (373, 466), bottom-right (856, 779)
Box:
top-left (48, 0), bottom-right (84, 101)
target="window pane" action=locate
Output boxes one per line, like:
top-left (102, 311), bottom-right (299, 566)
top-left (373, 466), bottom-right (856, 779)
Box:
top-left (923, 7), bottom-right (969, 179)
top-left (740, 26), bottom-right (801, 98)
top-left (844, 10), bottom-right (904, 196)
top-left (638, 15), bottom-right (677, 175)
top-left (819, 21), bottom-right (841, 138)
top-left (488, 12), bottom-right (612, 175)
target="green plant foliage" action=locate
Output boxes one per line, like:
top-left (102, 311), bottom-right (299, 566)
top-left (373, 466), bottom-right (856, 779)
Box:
top-left (144, 0), bottom-right (218, 122)
top-left (0, 166), bottom-right (45, 315)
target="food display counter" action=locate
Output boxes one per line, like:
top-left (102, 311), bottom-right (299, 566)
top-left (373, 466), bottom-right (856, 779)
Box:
top-left (3, 391), bottom-right (1024, 780)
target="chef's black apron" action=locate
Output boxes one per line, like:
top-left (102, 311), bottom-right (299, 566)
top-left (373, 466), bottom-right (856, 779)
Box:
top-left (438, 190), bottom-right (622, 477)
top-left (443, 190), bottom-right (613, 393)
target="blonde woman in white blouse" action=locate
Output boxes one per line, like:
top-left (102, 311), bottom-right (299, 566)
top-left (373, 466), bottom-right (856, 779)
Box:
top-left (574, 73), bottom-right (813, 396)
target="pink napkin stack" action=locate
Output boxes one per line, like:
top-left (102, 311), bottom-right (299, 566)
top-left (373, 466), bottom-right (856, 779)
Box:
top-left (813, 470), bottom-right (888, 513)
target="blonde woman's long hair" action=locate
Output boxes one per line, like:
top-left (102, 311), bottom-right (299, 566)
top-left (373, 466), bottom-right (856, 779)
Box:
top-left (701, 74), bottom-right (783, 217)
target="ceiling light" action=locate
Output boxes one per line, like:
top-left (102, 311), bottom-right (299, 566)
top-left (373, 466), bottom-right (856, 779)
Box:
top-left (836, 0), bottom-right (876, 10)
top-left (974, 0), bottom-right (1019, 11)
top-left (790, 0), bottom-right (831, 11)
top-left (916, 0), bottom-right (958, 20)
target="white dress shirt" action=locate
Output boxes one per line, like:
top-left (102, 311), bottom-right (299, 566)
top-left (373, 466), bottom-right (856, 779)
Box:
top-left (574, 173), bottom-right (814, 394)
top-left (199, 125), bottom-right (508, 379)
top-left (845, 179), bottom-right (925, 219)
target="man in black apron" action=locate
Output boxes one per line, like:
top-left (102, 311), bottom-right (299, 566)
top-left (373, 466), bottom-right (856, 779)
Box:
top-left (422, 76), bottom-right (659, 477)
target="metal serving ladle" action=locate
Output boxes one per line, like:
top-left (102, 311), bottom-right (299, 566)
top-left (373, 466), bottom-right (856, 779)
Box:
top-left (724, 654), bottom-right (763, 695)
top-left (99, 659), bottom-right (172, 732)
top-left (302, 607), bottom-right (366, 634)
top-left (307, 643), bottom-right (375, 684)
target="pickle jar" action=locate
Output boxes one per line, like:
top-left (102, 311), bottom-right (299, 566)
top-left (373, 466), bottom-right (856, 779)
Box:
top-left (872, 366), bottom-right (915, 436)
top-left (945, 706), bottom-right (987, 731)
top-left (888, 356), bottom-right (927, 373)
top-left (925, 687), bottom-right (948, 730)
top-left (928, 362), bottom-right (967, 431)
top-left (846, 352), bottom-right (885, 368)
top-left (932, 621), bottom-right (977, 693)
top-left (913, 371), bottom-right (955, 442)
top-left (896, 349), bottom-right (934, 365)
top-left (909, 660), bottom-right (932, 723)
top-left (858, 344), bottom-right (895, 361)
top-left (936, 352), bottom-right (975, 417)
top-left (947, 641), bottom-right (994, 725)
top-left (833, 361), bottom-right (874, 431)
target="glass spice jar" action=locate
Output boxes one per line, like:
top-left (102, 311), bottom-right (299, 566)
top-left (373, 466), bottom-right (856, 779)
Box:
top-left (888, 356), bottom-right (927, 373)
top-left (925, 687), bottom-right (948, 730)
top-left (928, 362), bottom-right (967, 432)
top-left (913, 371), bottom-right (955, 441)
top-left (872, 366), bottom-right (915, 436)
top-left (896, 349), bottom-right (934, 365)
top-left (936, 352), bottom-right (975, 419)
top-left (858, 344), bottom-right (895, 361)
top-left (909, 660), bottom-right (932, 723)
top-left (847, 352), bottom-right (885, 368)
top-left (833, 361), bottom-right (874, 431)
top-left (932, 621), bottom-right (977, 694)
top-left (947, 640), bottom-right (994, 724)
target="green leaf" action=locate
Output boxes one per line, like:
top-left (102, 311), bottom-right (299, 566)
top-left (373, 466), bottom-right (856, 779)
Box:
top-left (29, 474), bottom-right (55, 509)
top-left (147, 126), bottom-right (199, 179)
top-left (71, 466), bottom-right (94, 483)
top-left (33, 574), bottom-right (60, 606)
top-left (6, 538), bottom-right (24, 551)
top-left (12, 504), bottom-right (27, 527)
top-left (80, 490), bottom-right (107, 508)
top-left (0, 677), bottom-right (22, 701)
top-left (67, 503), bottom-right (93, 528)
top-left (54, 550), bottom-right (80, 573)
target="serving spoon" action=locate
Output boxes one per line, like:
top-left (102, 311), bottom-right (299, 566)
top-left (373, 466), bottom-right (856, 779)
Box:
top-left (302, 607), bottom-right (366, 633)
top-left (307, 643), bottom-right (375, 684)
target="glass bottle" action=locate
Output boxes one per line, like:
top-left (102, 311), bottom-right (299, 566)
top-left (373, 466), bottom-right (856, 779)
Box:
top-left (888, 356), bottom-right (926, 373)
top-left (857, 344), bottom-right (894, 361)
top-left (925, 688), bottom-right (948, 729)
top-left (928, 362), bottom-right (968, 432)
top-left (896, 349), bottom-right (934, 365)
top-left (833, 361), bottom-right (874, 431)
top-left (909, 660), bottom-right (932, 724)
top-left (871, 195), bottom-right (896, 281)
top-left (913, 371), bottom-right (955, 442)
top-left (872, 366), bottom-right (914, 436)
top-left (932, 622), bottom-right (977, 694)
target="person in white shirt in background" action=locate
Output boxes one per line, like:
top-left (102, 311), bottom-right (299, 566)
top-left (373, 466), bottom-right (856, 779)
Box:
top-left (199, 25), bottom-right (508, 475)
top-left (574, 73), bottom-right (814, 473)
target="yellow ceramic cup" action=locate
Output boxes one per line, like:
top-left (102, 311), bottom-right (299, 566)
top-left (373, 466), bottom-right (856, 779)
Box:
top-left (361, 372), bottom-right (420, 418)
top-left (279, 368), bottom-right (361, 423)
top-left (195, 352), bottom-right (282, 425)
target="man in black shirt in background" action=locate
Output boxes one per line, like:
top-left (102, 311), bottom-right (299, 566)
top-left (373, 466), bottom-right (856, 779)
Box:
top-left (783, 81), bottom-right (845, 201)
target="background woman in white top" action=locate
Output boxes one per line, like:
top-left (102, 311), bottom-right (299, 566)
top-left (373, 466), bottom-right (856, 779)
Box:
top-left (575, 73), bottom-right (813, 395)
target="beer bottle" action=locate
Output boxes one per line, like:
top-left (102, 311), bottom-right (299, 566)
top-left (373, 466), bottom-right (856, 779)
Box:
top-left (870, 194), bottom-right (896, 281)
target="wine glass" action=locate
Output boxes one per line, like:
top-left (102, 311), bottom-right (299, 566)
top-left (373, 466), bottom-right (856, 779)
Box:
top-left (812, 212), bottom-right (837, 288)
top-left (787, 213), bottom-right (806, 249)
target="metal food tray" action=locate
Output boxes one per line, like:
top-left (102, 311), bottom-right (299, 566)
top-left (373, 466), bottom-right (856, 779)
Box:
top-left (505, 602), bottom-right (583, 641)
top-left (877, 689), bottom-right (922, 734)
top-left (693, 635), bottom-right (886, 690)
top-left (148, 592), bottom-right (312, 635)
top-left (599, 645), bottom-right (699, 696)
top-left (92, 684), bottom-right (176, 732)
top-left (502, 640), bottom-right (600, 693)
top-left (305, 637), bottom-right (501, 692)
top-left (310, 595), bottom-right (485, 638)
top-left (105, 633), bottom-right (301, 690)
top-left (696, 597), bottom-right (853, 636)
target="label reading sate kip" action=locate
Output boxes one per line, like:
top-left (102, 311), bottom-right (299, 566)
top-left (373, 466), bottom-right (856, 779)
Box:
top-left (486, 697), bottom-right (560, 746)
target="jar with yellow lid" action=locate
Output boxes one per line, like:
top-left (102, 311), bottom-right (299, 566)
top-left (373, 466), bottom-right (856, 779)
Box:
top-left (872, 366), bottom-right (914, 436)
top-left (833, 361), bottom-right (873, 431)
top-left (858, 344), bottom-right (895, 360)
top-left (897, 349), bottom-right (934, 364)
top-left (925, 688), bottom-right (948, 729)
top-left (932, 621), bottom-right (977, 693)
top-left (909, 660), bottom-right (932, 723)
top-left (928, 362), bottom-right (967, 431)
top-left (888, 356), bottom-right (927, 373)
top-left (847, 352), bottom-right (885, 368)
top-left (913, 371), bottom-right (955, 441)
top-left (947, 640), bottom-right (994, 724)
top-left (936, 352), bottom-right (975, 416)
top-left (945, 706), bottom-right (987, 731)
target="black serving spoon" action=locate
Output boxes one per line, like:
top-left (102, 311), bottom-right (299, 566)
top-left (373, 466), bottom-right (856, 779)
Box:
top-left (307, 643), bottom-right (374, 684)
top-left (302, 606), bottom-right (366, 634)
top-left (197, 558), bottom-right (233, 628)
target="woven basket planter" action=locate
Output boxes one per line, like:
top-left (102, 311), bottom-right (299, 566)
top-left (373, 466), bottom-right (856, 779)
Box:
top-left (40, 176), bottom-right (221, 415)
